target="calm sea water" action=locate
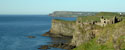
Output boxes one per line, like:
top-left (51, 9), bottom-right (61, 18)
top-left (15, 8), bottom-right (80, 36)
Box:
top-left (0, 15), bottom-right (76, 50)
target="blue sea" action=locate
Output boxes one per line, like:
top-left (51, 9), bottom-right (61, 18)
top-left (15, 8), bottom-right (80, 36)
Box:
top-left (0, 15), bottom-right (76, 50)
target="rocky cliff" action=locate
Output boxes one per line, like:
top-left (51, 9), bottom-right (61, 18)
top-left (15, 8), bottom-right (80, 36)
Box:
top-left (71, 20), bottom-right (102, 46)
top-left (42, 19), bottom-right (76, 37)
top-left (44, 12), bottom-right (125, 50)
top-left (49, 11), bottom-right (125, 17)
top-left (72, 20), bottom-right (125, 50)
top-left (50, 19), bottom-right (76, 36)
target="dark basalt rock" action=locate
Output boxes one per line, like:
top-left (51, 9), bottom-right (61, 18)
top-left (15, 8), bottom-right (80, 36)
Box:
top-left (49, 43), bottom-right (76, 50)
top-left (38, 43), bottom-right (76, 50)
top-left (41, 31), bottom-right (75, 50)
top-left (38, 45), bottom-right (50, 49)
top-left (27, 36), bottom-right (36, 38)
top-left (42, 31), bottom-right (72, 38)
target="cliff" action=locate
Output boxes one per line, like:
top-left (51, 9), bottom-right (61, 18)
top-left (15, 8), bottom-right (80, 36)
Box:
top-left (50, 19), bottom-right (75, 36)
top-left (73, 20), bottom-right (125, 50)
top-left (49, 11), bottom-right (125, 17)
top-left (72, 13), bottom-right (125, 50)
top-left (44, 12), bottom-right (125, 50)
top-left (42, 19), bottom-right (76, 37)
top-left (49, 11), bottom-right (97, 17)
top-left (71, 20), bottom-right (102, 46)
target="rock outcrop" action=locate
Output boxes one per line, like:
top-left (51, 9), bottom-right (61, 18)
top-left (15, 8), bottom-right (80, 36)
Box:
top-left (72, 20), bottom-right (125, 50)
top-left (50, 19), bottom-right (75, 36)
top-left (43, 12), bottom-right (125, 50)
top-left (42, 19), bottom-right (76, 37)
top-left (71, 19), bottom-right (102, 46)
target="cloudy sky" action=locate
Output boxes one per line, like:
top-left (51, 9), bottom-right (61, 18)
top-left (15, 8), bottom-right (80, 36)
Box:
top-left (0, 0), bottom-right (125, 14)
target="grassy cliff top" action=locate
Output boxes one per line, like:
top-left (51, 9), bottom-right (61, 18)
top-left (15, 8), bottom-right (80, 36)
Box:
top-left (78, 12), bottom-right (125, 22)
top-left (52, 19), bottom-right (76, 23)
top-left (73, 20), bottom-right (125, 50)
top-left (95, 12), bottom-right (120, 16)
top-left (78, 16), bottom-right (116, 22)
top-left (78, 16), bottom-right (100, 22)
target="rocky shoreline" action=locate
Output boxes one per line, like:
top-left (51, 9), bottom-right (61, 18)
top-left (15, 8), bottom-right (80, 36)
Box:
top-left (42, 31), bottom-right (72, 38)
top-left (40, 31), bottom-right (76, 50)
top-left (39, 12), bottom-right (125, 50)
top-left (38, 43), bottom-right (76, 50)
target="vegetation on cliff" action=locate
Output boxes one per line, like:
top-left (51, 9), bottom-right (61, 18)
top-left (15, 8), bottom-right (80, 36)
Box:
top-left (72, 12), bottom-right (125, 50)
top-left (53, 19), bottom-right (76, 23)
top-left (78, 12), bottom-right (122, 22)
top-left (73, 21), bottom-right (125, 50)
top-left (95, 12), bottom-right (120, 16)
top-left (50, 19), bottom-right (76, 37)
top-left (45, 12), bottom-right (125, 50)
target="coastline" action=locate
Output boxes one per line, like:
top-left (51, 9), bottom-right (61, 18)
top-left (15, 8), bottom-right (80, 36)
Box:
top-left (40, 31), bottom-right (76, 50)
top-left (42, 31), bottom-right (73, 38)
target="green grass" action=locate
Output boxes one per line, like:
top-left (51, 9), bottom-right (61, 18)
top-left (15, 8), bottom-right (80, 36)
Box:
top-left (53, 12), bottom-right (125, 50)
top-left (73, 21), bottom-right (125, 50)
top-left (95, 12), bottom-right (120, 16)
top-left (73, 39), bottom-right (114, 50)
top-left (78, 16), bottom-right (100, 22)
top-left (53, 19), bottom-right (76, 23)
top-left (78, 16), bottom-right (116, 22)
top-left (78, 12), bottom-right (125, 22)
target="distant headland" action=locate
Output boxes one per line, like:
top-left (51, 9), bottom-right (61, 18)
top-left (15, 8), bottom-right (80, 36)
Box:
top-left (49, 11), bottom-right (125, 17)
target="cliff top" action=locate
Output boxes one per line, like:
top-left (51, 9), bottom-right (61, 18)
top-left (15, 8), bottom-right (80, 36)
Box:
top-left (52, 19), bottom-right (76, 23)
top-left (78, 12), bottom-right (125, 22)
top-left (73, 20), bottom-right (125, 50)
top-left (95, 12), bottom-right (120, 16)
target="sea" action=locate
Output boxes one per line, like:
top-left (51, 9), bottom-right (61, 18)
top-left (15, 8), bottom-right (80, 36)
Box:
top-left (0, 15), bottom-right (76, 50)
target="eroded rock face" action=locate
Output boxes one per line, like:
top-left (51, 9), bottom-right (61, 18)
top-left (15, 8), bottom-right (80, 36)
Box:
top-left (96, 22), bottom-right (125, 50)
top-left (72, 21), bottom-right (125, 50)
top-left (71, 21), bottom-right (99, 46)
top-left (47, 19), bottom-right (100, 47)
top-left (49, 43), bottom-right (76, 49)
top-left (44, 18), bottom-right (125, 50)
top-left (50, 19), bottom-right (76, 37)
top-left (38, 43), bottom-right (76, 50)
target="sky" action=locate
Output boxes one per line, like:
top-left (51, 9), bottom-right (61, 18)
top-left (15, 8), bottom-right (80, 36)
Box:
top-left (0, 0), bottom-right (125, 15)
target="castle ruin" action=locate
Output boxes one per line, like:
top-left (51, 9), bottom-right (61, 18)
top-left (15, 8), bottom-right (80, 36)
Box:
top-left (95, 16), bottom-right (122, 26)
top-left (77, 16), bottom-right (122, 27)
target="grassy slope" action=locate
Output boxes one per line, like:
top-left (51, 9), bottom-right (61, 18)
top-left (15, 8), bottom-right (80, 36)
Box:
top-left (95, 12), bottom-right (120, 16)
top-left (78, 12), bottom-right (121, 22)
top-left (73, 21), bottom-right (125, 50)
top-left (73, 12), bottom-right (125, 50)
top-left (53, 19), bottom-right (76, 23)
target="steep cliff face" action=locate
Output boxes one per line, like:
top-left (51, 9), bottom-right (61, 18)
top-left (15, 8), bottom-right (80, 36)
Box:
top-left (71, 20), bottom-right (102, 46)
top-left (49, 19), bottom-right (76, 36)
top-left (73, 20), bottom-right (125, 50)
top-left (47, 14), bottom-right (125, 50)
